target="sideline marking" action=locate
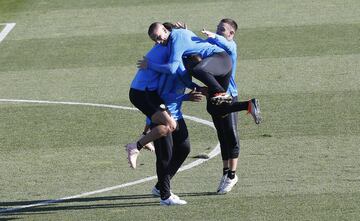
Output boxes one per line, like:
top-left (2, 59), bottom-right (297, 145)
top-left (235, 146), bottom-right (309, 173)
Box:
top-left (0, 99), bottom-right (220, 213)
top-left (0, 23), bottom-right (16, 43)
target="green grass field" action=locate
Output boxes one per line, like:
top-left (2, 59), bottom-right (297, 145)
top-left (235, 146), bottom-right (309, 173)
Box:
top-left (1, 0), bottom-right (360, 220)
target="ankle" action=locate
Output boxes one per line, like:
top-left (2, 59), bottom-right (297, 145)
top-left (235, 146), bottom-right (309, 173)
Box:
top-left (227, 170), bottom-right (236, 179)
top-left (136, 141), bottom-right (143, 150)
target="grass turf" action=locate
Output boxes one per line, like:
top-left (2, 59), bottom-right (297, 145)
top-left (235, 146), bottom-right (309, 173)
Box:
top-left (1, 0), bottom-right (360, 220)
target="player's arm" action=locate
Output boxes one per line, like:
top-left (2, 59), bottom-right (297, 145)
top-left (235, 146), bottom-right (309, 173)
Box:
top-left (202, 29), bottom-right (235, 54)
top-left (147, 31), bottom-right (186, 74)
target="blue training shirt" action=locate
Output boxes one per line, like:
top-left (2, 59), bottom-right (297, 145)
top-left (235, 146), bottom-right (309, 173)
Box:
top-left (130, 44), bottom-right (169, 91)
top-left (158, 70), bottom-right (198, 121)
top-left (207, 34), bottom-right (238, 97)
top-left (147, 29), bottom-right (225, 75)
top-left (145, 72), bottom-right (197, 124)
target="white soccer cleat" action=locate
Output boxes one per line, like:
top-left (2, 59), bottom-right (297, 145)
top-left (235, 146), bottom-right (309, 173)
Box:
top-left (125, 143), bottom-right (139, 169)
top-left (248, 98), bottom-right (262, 124)
top-left (139, 134), bottom-right (155, 152)
top-left (160, 194), bottom-right (187, 206)
top-left (216, 174), bottom-right (227, 193)
top-left (218, 174), bottom-right (238, 194)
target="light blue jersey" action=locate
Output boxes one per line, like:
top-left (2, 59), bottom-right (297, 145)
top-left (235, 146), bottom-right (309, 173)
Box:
top-left (207, 34), bottom-right (238, 97)
top-left (130, 44), bottom-right (169, 91)
top-left (148, 29), bottom-right (225, 75)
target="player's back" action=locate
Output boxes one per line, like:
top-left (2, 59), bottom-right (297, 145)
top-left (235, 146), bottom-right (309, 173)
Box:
top-left (131, 44), bottom-right (169, 91)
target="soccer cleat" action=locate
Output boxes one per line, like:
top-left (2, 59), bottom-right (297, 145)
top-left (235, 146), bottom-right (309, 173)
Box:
top-left (210, 92), bottom-right (232, 105)
top-left (216, 174), bottom-right (227, 193)
top-left (248, 98), bottom-right (262, 124)
top-left (125, 143), bottom-right (139, 169)
top-left (138, 134), bottom-right (155, 152)
top-left (218, 174), bottom-right (238, 194)
top-left (160, 194), bottom-right (187, 206)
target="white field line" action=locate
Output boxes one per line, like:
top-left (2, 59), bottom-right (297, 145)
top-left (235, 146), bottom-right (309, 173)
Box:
top-left (0, 23), bottom-right (16, 43)
top-left (0, 99), bottom-right (220, 213)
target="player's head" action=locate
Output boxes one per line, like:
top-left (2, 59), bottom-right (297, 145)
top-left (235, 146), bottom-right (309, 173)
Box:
top-left (148, 22), bottom-right (170, 45)
top-left (162, 22), bottom-right (175, 31)
top-left (216, 18), bottom-right (238, 41)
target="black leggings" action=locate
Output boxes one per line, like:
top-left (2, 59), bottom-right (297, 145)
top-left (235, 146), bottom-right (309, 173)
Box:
top-left (190, 52), bottom-right (232, 96)
top-left (211, 97), bottom-right (241, 160)
top-left (153, 118), bottom-right (190, 200)
top-left (206, 98), bottom-right (249, 116)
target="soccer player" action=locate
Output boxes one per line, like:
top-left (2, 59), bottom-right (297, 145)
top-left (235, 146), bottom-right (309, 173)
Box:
top-left (127, 42), bottom-right (177, 169)
top-left (151, 69), bottom-right (203, 206)
top-left (138, 22), bottom-right (233, 106)
top-left (174, 19), bottom-right (262, 193)
top-left (202, 19), bottom-right (261, 193)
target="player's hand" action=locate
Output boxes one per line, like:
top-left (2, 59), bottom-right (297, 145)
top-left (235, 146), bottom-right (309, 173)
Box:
top-left (137, 56), bottom-right (148, 69)
top-left (174, 21), bottom-right (187, 29)
top-left (188, 90), bottom-right (203, 102)
top-left (201, 28), bottom-right (215, 38)
top-left (196, 86), bottom-right (208, 97)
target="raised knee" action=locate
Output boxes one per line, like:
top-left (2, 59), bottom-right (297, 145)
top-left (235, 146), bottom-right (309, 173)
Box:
top-left (164, 125), bottom-right (174, 135)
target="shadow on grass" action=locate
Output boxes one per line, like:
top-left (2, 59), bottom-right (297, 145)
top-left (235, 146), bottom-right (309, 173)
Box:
top-left (0, 191), bottom-right (217, 218)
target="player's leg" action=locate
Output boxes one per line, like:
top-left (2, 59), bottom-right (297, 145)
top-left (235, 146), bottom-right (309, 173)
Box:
top-left (218, 108), bottom-right (240, 194)
top-left (139, 123), bottom-right (155, 151)
top-left (211, 112), bottom-right (231, 192)
top-left (207, 98), bottom-right (262, 123)
top-left (167, 118), bottom-right (190, 177)
top-left (154, 134), bottom-right (187, 206)
top-left (126, 89), bottom-right (176, 168)
top-left (152, 119), bottom-right (190, 196)
top-left (191, 52), bottom-right (232, 104)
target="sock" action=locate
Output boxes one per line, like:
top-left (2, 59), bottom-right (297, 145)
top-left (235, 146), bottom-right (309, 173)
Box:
top-left (223, 167), bottom-right (230, 176)
top-left (136, 141), bottom-right (143, 151)
top-left (232, 101), bottom-right (248, 111)
top-left (227, 170), bottom-right (236, 179)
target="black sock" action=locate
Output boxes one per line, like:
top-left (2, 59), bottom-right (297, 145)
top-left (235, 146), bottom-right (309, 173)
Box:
top-left (136, 141), bottom-right (143, 151)
top-left (223, 167), bottom-right (229, 176)
top-left (227, 170), bottom-right (236, 179)
top-left (232, 101), bottom-right (249, 112)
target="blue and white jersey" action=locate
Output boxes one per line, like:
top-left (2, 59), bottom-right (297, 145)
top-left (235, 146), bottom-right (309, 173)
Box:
top-left (207, 34), bottom-right (238, 97)
top-left (130, 44), bottom-right (169, 91)
top-left (147, 29), bottom-right (225, 75)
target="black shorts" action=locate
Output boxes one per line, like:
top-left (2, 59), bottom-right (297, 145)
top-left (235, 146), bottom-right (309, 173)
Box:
top-left (129, 88), bottom-right (164, 119)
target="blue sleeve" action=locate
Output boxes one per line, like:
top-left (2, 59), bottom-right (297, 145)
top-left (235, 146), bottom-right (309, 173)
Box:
top-left (147, 31), bottom-right (187, 75)
top-left (169, 31), bottom-right (187, 66)
top-left (147, 60), bottom-right (181, 75)
top-left (208, 34), bottom-right (236, 55)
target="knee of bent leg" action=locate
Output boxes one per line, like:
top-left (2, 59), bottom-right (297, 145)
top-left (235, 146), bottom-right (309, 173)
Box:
top-left (157, 125), bottom-right (170, 137)
top-left (166, 118), bottom-right (177, 132)
top-left (163, 125), bottom-right (174, 136)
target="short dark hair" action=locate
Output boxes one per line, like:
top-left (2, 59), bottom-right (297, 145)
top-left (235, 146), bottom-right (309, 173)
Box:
top-left (148, 22), bottom-right (162, 36)
top-left (162, 22), bottom-right (175, 31)
top-left (220, 18), bottom-right (238, 31)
